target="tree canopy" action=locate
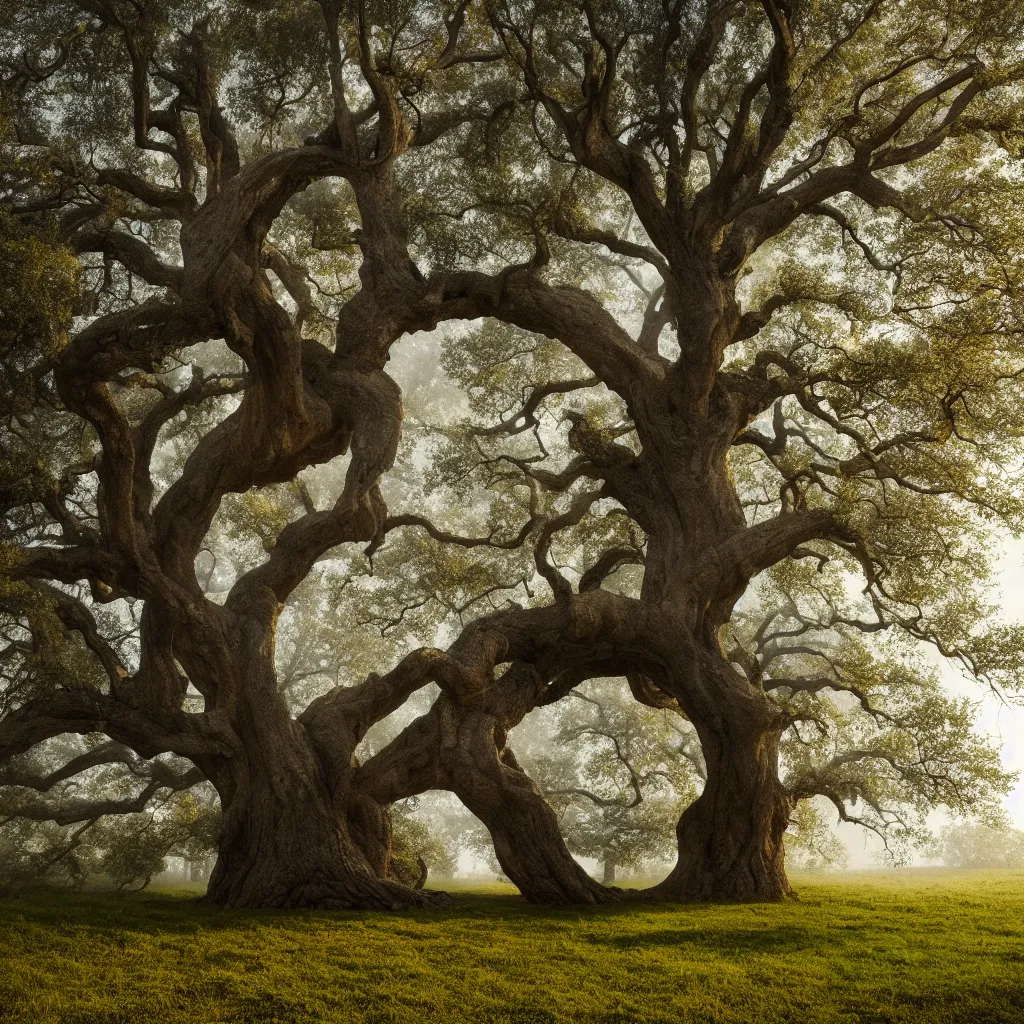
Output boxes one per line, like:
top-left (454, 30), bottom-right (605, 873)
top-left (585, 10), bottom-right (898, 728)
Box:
top-left (1, 0), bottom-right (1023, 908)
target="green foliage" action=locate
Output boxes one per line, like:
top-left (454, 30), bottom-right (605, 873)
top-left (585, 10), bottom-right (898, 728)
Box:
top-left (390, 798), bottom-right (458, 881)
top-left (92, 814), bottom-right (172, 891)
top-left (930, 817), bottom-right (1024, 869)
top-left (0, 207), bottom-right (78, 392)
top-left (2, 0), bottom-right (1024, 900)
top-left (727, 557), bottom-right (1019, 859)
top-left (0, 784), bottom-right (219, 892)
top-left (784, 799), bottom-right (849, 870)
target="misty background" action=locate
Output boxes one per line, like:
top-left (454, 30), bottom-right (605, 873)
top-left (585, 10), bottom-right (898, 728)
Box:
top-left (372, 332), bottom-right (1024, 878)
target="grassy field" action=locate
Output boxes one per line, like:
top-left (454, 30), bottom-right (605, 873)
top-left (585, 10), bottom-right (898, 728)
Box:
top-left (1, 871), bottom-right (1022, 1024)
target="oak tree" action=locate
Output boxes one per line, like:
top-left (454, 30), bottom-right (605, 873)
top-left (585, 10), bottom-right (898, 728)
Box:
top-left (2, 0), bottom-right (1023, 908)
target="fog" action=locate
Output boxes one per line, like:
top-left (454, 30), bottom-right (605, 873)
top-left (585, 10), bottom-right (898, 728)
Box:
top-left (383, 338), bottom-right (1024, 878)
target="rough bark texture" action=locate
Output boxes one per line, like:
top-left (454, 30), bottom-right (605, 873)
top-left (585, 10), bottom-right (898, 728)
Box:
top-left (2, 0), bottom-right (1008, 909)
top-left (206, 763), bottom-right (428, 910)
top-left (445, 720), bottom-right (616, 905)
top-left (354, 628), bottom-right (629, 905)
top-left (649, 704), bottom-right (792, 902)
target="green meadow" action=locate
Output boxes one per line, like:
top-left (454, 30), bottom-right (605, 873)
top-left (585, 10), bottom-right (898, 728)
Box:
top-left (1, 871), bottom-right (1021, 1024)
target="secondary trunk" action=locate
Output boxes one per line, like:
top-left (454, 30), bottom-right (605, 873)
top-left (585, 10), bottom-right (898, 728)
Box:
top-left (648, 675), bottom-right (792, 902)
top-left (443, 713), bottom-right (619, 904)
top-left (465, 764), bottom-right (614, 904)
top-left (632, 418), bottom-right (793, 902)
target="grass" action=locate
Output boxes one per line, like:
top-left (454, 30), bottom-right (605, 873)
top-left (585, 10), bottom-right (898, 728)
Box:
top-left (1, 870), bottom-right (1022, 1024)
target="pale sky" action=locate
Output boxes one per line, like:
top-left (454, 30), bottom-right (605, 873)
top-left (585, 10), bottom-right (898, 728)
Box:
top-left (983, 537), bottom-right (1024, 829)
top-left (838, 537), bottom-right (1024, 866)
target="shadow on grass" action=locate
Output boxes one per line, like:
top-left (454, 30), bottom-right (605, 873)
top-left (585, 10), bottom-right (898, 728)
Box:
top-left (592, 923), bottom-right (816, 955)
top-left (0, 883), bottom-right (794, 943)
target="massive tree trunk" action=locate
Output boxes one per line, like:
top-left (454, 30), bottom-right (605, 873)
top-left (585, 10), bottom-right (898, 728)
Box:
top-left (205, 753), bottom-right (437, 909)
top-left (602, 858), bottom-right (616, 885)
top-left (648, 652), bottom-right (792, 902)
top-left (201, 641), bottom-right (435, 910)
top-left (205, 748), bottom-right (433, 909)
top-left (628, 402), bottom-right (795, 903)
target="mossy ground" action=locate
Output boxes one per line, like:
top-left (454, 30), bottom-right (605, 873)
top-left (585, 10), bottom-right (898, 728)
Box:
top-left (1, 870), bottom-right (1021, 1023)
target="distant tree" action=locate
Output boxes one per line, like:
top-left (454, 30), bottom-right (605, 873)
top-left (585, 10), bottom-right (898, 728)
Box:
top-left (0, 783), bottom-right (219, 890)
top-left (520, 680), bottom-right (700, 884)
top-left (726, 564), bottom-right (1017, 863)
top-left (94, 813), bottom-right (176, 890)
top-left (2, 0), bottom-right (1024, 911)
top-left (166, 788), bottom-right (221, 880)
top-left (930, 816), bottom-right (1024, 869)
top-left (389, 797), bottom-right (459, 886)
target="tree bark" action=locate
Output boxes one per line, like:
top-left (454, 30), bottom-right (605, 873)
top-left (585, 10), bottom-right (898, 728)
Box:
top-left (440, 711), bottom-right (619, 905)
top-left (460, 756), bottom-right (614, 904)
top-left (205, 748), bottom-right (435, 910)
top-left (619, 400), bottom-right (795, 903)
top-left (200, 643), bottom-right (436, 911)
top-left (647, 673), bottom-right (792, 902)
top-left (602, 858), bottom-right (616, 884)
top-left (355, 653), bottom-right (628, 906)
